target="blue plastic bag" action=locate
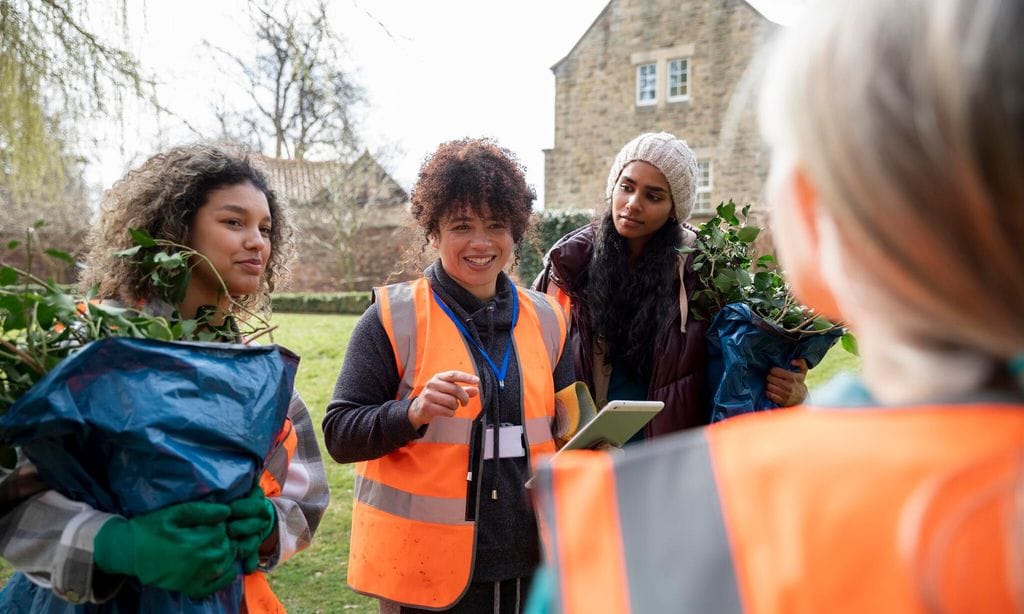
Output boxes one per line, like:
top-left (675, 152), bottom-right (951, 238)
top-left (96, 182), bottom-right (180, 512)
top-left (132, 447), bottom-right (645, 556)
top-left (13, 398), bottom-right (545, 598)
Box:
top-left (706, 302), bottom-right (841, 423)
top-left (0, 336), bottom-right (299, 613)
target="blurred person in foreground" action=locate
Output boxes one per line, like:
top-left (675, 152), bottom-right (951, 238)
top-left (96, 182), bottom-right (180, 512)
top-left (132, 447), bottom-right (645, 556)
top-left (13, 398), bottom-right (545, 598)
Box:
top-left (526, 0), bottom-right (1024, 611)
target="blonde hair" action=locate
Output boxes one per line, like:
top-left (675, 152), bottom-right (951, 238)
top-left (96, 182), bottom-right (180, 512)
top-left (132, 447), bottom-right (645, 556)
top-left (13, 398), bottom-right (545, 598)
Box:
top-left (760, 0), bottom-right (1024, 367)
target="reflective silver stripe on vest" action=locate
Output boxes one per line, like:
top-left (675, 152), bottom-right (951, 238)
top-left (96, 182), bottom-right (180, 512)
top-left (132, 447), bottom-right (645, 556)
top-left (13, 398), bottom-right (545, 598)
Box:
top-left (525, 415), bottom-right (554, 446)
top-left (523, 290), bottom-right (564, 368)
top-left (381, 283), bottom-right (419, 401)
top-left (354, 473), bottom-right (471, 525)
top-left (420, 416), bottom-right (552, 447)
top-left (614, 430), bottom-right (742, 613)
top-left (420, 416), bottom-right (472, 444)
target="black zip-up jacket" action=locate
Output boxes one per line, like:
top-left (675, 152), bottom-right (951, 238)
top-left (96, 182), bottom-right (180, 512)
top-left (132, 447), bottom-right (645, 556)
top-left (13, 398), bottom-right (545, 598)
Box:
top-left (323, 261), bottom-right (574, 582)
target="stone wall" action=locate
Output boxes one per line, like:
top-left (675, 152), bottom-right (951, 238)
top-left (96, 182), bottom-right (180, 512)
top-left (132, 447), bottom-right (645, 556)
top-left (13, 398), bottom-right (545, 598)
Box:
top-left (544, 0), bottom-right (778, 223)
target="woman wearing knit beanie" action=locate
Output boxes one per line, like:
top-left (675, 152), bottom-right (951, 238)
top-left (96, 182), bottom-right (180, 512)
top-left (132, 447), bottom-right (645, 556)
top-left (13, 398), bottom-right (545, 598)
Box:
top-left (533, 131), bottom-right (807, 437)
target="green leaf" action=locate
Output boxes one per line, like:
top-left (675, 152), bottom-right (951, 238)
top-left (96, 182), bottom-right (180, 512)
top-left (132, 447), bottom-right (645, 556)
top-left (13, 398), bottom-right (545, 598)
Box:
top-left (809, 316), bottom-right (833, 331)
top-left (714, 270), bottom-right (737, 293)
top-left (89, 302), bottom-right (131, 318)
top-left (841, 332), bottom-right (859, 355)
top-left (735, 268), bottom-right (752, 287)
top-left (756, 254), bottom-right (776, 268)
top-left (737, 226), bottom-right (760, 243)
top-left (43, 248), bottom-right (76, 265)
top-left (153, 251), bottom-right (185, 269)
top-left (167, 269), bottom-right (191, 304)
top-left (32, 220), bottom-right (46, 229)
top-left (129, 228), bottom-right (158, 247)
top-left (43, 292), bottom-right (77, 314)
top-left (753, 271), bottom-right (773, 292)
top-left (0, 296), bottom-right (27, 331)
top-left (178, 319), bottom-right (198, 339)
top-left (145, 320), bottom-right (174, 341)
top-left (717, 200), bottom-right (738, 225)
top-left (6, 240), bottom-right (21, 250)
top-left (113, 246), bottom-right (141, 258)
top-left (35, 302), bottom-right (58, 328)
top-left (0, 267), bottom-right (18, 286)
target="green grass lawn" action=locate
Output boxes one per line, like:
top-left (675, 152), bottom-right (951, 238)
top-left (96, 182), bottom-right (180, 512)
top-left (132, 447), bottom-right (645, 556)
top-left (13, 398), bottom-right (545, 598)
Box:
top-left (0, 313), bottom-right (858, 612)
top-left (264, 313), bottom-right (375, 613)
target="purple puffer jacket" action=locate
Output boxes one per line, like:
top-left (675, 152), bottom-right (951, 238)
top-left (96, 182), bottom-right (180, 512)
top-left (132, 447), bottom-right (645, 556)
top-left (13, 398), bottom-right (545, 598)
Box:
top-left (532, 223), bottom-right (710, 436)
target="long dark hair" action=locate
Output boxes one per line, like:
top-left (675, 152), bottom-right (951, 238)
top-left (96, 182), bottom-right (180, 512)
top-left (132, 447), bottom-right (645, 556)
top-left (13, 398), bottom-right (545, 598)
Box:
top-left (587, 212), bottom-right (682, 380)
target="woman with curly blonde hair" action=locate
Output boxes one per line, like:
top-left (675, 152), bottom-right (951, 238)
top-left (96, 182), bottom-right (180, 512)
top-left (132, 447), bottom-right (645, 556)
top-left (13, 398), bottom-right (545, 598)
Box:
top-left (0, 143), bottom-right (327, 612)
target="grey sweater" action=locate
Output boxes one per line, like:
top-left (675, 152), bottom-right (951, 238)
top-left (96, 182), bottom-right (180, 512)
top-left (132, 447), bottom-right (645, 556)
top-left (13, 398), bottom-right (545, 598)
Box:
top-left (322, 262), bottom-right (574, 582)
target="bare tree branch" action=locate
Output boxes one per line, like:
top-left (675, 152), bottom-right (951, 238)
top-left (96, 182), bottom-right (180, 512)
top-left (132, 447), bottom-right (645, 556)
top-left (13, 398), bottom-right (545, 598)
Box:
top-left (204, 0), bottom-right (365, 162)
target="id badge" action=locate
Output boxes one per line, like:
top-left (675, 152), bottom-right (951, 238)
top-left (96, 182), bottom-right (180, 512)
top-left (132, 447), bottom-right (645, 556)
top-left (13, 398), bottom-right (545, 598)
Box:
top-left (483, 424), bottom-right (525, 459)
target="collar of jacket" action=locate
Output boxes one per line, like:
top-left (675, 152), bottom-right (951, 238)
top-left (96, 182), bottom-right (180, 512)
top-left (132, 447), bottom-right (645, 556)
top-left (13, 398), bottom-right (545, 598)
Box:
top-left (425, 260), bottom-right (516, 343)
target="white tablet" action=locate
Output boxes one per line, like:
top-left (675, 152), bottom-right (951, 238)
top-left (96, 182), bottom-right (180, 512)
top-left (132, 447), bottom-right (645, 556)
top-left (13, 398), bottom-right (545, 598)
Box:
top-left (558, 400), bottom-right (664, 451)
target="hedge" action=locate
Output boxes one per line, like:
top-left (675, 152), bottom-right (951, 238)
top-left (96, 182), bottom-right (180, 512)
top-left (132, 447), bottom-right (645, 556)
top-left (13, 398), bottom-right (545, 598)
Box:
top-left (272, 291), bottom-right (372, 314)
top-left (517, 208), bottom-right (594, 286)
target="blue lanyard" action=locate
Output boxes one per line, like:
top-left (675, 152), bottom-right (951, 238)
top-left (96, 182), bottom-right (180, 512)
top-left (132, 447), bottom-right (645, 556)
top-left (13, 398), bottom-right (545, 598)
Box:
top-left (431, 283), bottom-right (519, 390)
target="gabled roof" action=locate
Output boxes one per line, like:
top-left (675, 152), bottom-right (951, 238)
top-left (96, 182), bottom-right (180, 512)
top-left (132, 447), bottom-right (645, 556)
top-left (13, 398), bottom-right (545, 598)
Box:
top-left (550, 0), bottom-right (783, 72)
top-left (256, 152), bottom-right (407, 209)
top-left (256, 155), bottom-right (348, 205)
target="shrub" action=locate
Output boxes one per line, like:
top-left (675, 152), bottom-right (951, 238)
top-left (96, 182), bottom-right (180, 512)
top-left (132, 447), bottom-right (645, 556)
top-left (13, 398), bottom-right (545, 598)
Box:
top-left (517, 208), bottom-right (595, 286)
top-left (272, 292), bottom-right (372, 314)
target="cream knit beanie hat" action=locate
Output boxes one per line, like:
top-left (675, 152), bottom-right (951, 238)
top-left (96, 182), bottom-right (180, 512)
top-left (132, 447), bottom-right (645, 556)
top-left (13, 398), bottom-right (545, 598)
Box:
top-left (605, 132), bottom-right (699, 221)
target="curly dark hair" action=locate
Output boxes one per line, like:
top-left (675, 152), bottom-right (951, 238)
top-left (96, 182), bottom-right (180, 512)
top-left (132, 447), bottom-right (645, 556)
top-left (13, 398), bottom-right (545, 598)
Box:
top-left (587, 211), bottom-right (683, 380)
top-left (79, 143), bottom-right (292, 315)
top-left (409, 137), bottom-right (535, 264)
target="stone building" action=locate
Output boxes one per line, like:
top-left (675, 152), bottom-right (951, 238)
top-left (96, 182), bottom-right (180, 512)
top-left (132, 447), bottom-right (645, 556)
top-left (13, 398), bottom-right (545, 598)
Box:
top-left (258, 152), bottom-right (418, 292)
top-left (544, 0), bottom-right (781, 222)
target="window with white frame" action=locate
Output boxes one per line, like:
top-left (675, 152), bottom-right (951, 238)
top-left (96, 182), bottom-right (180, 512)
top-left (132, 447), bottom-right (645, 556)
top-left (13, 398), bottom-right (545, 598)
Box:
top-left (636, 63), bottom-right (657, 106)
top-left (694, 159), bottom-right (713, 213)
top-left (668, 58), bottom-right (689, 101)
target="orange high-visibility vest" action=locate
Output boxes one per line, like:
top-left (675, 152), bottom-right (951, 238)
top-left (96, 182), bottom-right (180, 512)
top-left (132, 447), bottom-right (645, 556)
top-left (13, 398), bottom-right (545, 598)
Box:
top-left (347, 278), bottom-right (567, 609)
top-left (534, 404), bottom-right (1024, 614)
top-left (242, 416), bottom-right (298, 614)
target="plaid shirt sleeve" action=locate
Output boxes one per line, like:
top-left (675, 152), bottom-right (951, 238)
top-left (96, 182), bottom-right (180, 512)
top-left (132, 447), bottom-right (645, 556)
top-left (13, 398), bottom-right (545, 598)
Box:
top-left (260, 390), bottom-right (330, 570)
top-left (0, 456), bottom-right (122, 604)
top-left (0, 391), bottom-right (330, 600)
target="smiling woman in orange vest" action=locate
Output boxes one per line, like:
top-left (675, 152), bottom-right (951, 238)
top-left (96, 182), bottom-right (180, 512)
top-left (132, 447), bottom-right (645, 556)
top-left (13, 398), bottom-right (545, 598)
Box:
top-left (526, 0), bottom-right (1024, 612)
top-left (323, 137), bottom-right (574, 613)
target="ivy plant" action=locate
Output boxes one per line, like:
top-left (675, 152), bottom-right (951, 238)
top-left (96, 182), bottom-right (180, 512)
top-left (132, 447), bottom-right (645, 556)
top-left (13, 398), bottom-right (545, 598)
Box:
top-left (0, 222), bottom-right (275, 420)
top-left (682, 200), bottom-right (855, 350)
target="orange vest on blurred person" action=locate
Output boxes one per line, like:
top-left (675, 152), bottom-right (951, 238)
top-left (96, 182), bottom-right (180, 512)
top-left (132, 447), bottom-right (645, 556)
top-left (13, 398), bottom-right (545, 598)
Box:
top-left (242, 417), bottom-right (298, 614)
top-left (534, 405), bottom-right (1024, 614)
top-left (347, 278), bottom-right (566, 609)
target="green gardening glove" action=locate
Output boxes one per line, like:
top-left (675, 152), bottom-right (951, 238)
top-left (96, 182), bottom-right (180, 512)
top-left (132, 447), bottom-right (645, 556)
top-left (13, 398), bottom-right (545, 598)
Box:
top-left (227, 486), bottom-right (276, 574)
top-left (94, 501), bottom-right (236, 599)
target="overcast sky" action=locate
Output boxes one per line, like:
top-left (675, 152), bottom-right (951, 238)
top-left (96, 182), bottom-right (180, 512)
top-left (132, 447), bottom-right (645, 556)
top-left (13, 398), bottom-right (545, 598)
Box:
top-left (87, 0), bottom-right (807, 208)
